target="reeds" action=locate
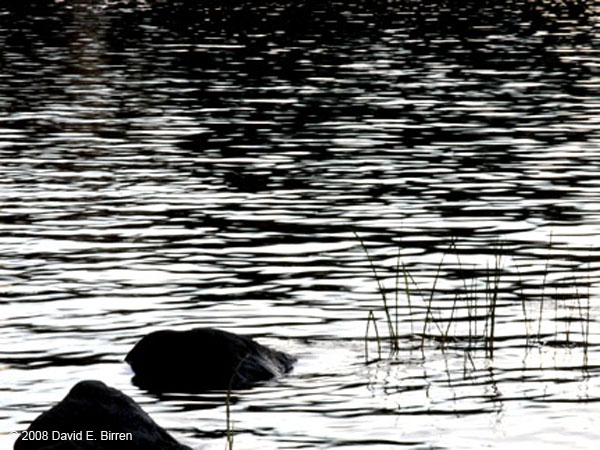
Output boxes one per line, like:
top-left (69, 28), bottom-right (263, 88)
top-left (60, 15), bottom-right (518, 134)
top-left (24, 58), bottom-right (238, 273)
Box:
top-left (225, 370), bottom-right (235, 450)
top-left (225, 355), bottom-right (250, 450)
top-left (365, 310), bottom-right (381, 362)
top-left (354, 232), bottom-right (399, 352)
top-left (357, 234), bottom-right (593, 363)
top-left (485, 251), bottom-right (502, 358)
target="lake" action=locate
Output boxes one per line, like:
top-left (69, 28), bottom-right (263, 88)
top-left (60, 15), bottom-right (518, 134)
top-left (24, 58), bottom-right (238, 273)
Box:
top-left (1, 0), bottom-right (600, 448)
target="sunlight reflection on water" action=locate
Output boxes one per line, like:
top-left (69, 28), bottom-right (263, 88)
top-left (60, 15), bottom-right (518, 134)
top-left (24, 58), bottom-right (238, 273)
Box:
top-left (1, 0), bottom-right (600, 448)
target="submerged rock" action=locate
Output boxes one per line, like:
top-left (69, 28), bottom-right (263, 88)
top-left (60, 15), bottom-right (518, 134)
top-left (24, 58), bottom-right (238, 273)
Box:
top-left (13, 380), bottom-right (191, 450)
top-left (126, 328), bottom-right (295, 393)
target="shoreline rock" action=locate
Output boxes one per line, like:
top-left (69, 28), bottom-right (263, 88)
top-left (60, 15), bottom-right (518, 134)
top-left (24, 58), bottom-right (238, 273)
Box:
top-left (126, 328), bottom-right (295, 393)
top-left (14, 380), bottom-right (191, 450)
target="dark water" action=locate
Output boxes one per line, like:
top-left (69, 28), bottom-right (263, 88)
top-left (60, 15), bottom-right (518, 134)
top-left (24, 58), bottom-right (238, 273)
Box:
top-left (2, 1), bottom-right (600, 448)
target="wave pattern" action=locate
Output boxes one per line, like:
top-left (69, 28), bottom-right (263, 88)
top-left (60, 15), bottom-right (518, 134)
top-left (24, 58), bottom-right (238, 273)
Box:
top-left (1, 1), bottom-right (600, 449)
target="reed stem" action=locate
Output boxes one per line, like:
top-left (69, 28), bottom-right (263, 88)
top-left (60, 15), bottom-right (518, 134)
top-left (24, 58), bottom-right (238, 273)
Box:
top-left (365, 310), bottom-right (382, 362)
top-left (355, 232), bottom-right (397, 350)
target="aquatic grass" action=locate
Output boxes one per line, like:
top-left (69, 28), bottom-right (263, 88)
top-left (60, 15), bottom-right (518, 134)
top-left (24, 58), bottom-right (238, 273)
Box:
top-left (225, 355), bottom-right (250, 450)
top-left (354, 232), bottom-right (399, 351)
top-left (537, 232), bottom-right (553, 341)
top-left (420, 251), bottom-right (447, 350)
top-left (440, 294), bottom-right (459, 352)
top-left (225, 384), bottom-right (234, 450)
top-left (448, 241), bottom-right (479, 352)
top-left (584, 261), bottom-right (591, 366)
top-left (400, 260), bottom-right (414, 336)
top-left (365, 310), bottom-right (382, 363)
top-left (485, 252), bottom-right (502, 358)
top-left (537, 258), bottom-right (550, 341)
top-left (573, 270), bottom-right (588, 344)
top-left (356, 232), bottom-right (451, 355)
top-left (356, 234), bottom-right (593, 365)
top-left (513, 258), bottom-right (531, 348)
top-left (394, 248), bottom-right (401, 341)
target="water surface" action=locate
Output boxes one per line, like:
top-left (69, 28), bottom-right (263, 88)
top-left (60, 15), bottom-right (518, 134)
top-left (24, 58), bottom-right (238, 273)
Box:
top-left (1, 1), bottom-right (600, 448)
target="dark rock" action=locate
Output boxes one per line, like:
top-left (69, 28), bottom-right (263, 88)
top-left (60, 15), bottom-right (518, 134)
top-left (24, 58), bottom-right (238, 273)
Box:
top-left (14, 380), bottom-right (191, 450)
top-left (126, 328), bottom-right (295, 393)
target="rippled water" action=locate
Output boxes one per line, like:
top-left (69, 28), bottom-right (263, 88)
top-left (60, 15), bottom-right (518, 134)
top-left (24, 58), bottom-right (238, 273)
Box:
top-left (2, 0), bottom-right (600, 448)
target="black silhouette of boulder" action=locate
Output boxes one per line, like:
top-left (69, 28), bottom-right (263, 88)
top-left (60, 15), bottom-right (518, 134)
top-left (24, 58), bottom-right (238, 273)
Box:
top-left (13, 380), bottom-right (191, 450)
top-left (125, 328), bottom-right (295, 393)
